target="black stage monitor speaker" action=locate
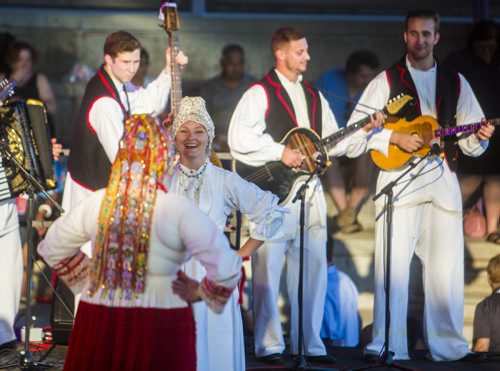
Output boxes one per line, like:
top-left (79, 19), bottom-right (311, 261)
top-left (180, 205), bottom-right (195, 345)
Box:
top-left (50, 276), bottom-right (75, 345)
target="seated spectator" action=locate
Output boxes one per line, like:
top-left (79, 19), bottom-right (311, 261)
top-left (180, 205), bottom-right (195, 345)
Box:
top-left (200, 43), bottom-right (256, 152)
top-left (4, 40), bottom-right (57, 134)
top-left (321, 244), bottom-right (360, 347)
top-left (445, 20), bottom-right (500, 244)
top-left (316, 50), bottom-right (380, 233)
top-left (473, 254), bottom-right (500, 352)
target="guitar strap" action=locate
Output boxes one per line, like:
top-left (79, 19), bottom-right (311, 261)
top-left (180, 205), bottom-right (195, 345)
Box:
top-left (256, 69), bottom-right (322, 141)
top-left (386, 56), bottom-right (460, 171)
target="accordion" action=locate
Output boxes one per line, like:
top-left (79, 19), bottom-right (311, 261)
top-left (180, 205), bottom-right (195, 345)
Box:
top-left (0, 98), bottom-right (57, 201)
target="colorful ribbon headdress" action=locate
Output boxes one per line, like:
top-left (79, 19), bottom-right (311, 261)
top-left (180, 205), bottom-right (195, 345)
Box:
top-left (88, 114), bottom-right (173, 299)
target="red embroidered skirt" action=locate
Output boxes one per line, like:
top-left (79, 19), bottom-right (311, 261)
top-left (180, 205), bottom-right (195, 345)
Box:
top-left (64, 301), bottom-right (196, 371)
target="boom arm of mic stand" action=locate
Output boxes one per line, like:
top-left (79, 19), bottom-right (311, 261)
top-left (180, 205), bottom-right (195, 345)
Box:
top-left (291, 162), bottom-right (325, 204)
top-left (0, 141), bottom-right (64, 214)
top-left (372, 148), bottom-right (436, 202)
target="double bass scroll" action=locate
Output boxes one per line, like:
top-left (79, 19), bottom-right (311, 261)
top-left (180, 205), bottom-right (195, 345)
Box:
top-left (159, 1), bottom-right (182, 120)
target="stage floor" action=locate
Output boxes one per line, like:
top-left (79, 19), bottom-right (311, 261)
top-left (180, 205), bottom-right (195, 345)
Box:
top-left (1, 303), bottom-right (499, 371)
top-left (1, 342), bottom-right (500, 370)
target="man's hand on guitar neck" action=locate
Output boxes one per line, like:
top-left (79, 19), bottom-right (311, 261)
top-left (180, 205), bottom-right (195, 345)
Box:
top-left (281, 146), bottom-right (305, 168)
top-left (476, 119), bottom-right (495, 141)
top-left (390, 132), bottom-right (424, 153)
top-left (363, 110), bottom-right (385, 132)
top-left (164, 47), bottom-right (189, 75)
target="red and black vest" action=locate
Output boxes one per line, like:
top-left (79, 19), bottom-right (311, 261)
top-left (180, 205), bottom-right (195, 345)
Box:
top-left (67, 65), bottom-right (128, 191)
top-left (255, 69), bottom-right (323, 141)
top-left (385, 56), bottom-right (461, 171)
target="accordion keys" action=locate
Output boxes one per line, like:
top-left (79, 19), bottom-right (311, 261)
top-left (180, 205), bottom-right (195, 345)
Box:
top-left (0, 98), bottom-right (57, 200)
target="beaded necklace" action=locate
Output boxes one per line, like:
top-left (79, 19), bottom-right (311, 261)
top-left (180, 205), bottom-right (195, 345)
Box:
top-left (177, 159), bottom-right (209, 203)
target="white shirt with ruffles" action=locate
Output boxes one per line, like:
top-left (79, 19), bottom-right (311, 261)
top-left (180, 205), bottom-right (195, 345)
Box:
top-left (228, 69), bottom-right (369, 237)
top-left (38, 189), bottom-right (242, 311)
top-left (62, 70), bottom-right (172, 213)
top-left (348, 56), bottom-right (487, 212)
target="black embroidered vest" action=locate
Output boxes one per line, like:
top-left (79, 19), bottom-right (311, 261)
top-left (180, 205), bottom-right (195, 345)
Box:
top-left (256, 69), bottom-right (323, 141)
top-left (385, 56), bottom-right (461, 171)
top-left (68, 66), bottom-right (128, 191)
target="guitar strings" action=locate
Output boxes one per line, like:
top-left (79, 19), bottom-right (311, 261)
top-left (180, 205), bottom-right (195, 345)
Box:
top-left (243, 136), bottom-right (323, 183)
top-left (242, 118), bottom-right (370, 184)
top-left (319, 88), bottom-right (377, 117)
top-left (393, 157), bottom-right (445, 187)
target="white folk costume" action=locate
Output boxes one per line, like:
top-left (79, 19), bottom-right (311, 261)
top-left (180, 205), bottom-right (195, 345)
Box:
top-left (349, 56), bottom-right (488, 361)
top-left (38, 115), bottom-right (241, 371)
top-left (62, 66), bottom-right (172, 213)
top-left (167, 96), bottom-right (285, 371)
top-left (228, 69), bottom-right (369, 357)
top-left (0, 198), bottom-right (22, 347)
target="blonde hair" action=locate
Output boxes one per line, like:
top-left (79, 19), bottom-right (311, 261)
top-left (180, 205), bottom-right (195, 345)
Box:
top-left (487, 254), bottom-right (500, 286)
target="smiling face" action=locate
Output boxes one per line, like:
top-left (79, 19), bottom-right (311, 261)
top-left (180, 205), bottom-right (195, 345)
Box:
top-left (175, 121), bottom-right (210, 168)
top-left (404, 17), bottom-right (440, 68)
top-left (104, 49), bottom-right (141, 84)
top-left (276, 37), bottom-right (310, 81)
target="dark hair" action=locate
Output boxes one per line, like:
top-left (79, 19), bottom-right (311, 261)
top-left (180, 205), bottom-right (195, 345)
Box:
top-left (103, 31), bottom-right (141, 59)
top-left (487, 254), bottom-right (500, 285)
top-left (345, 50), bottom-right (380, 75)
top-left (222, 44), bottom-right (244, 58)
top-left (271, 27), bottom-right (305, 54)
top-left (467, 20), bottom-right (499, 49)
top-left (5, 40), bottom-right (37, 67)
top-left (140, 47), bottom-right (150, 66)
top-left (405, 9), bottom-right (440, 33)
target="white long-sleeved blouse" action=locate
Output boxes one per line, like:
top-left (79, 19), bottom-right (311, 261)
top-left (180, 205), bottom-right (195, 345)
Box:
top-left (38, 189), bottom-right (242, 312)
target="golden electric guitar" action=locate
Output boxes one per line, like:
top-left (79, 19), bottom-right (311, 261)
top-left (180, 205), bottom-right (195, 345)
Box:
top-left (370, 115), bottom-right (500, 171)
top-left (234, 94), bottom-right (413, 205)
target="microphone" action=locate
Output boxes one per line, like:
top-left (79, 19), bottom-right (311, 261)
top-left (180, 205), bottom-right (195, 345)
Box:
top-left (312, 152), bottom-right (325, 164)
top-left (312, 152), bottom-right (331, 167)
top-left (429, 139), bottom-right (442, 157)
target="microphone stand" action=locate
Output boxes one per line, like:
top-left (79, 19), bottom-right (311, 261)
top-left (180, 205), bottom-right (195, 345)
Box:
top-left (0, 142), bottom-right (63, 370)
top-left (351, 148), bottom-right (440, 371)
top-left (291, 158), bottom-right (330, 371)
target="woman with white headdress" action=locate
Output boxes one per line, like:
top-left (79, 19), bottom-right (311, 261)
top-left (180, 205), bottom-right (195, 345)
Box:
top-left (38, 114), bottom-right (241, 371)
top-left (166, 96), bottom-right (285, 371)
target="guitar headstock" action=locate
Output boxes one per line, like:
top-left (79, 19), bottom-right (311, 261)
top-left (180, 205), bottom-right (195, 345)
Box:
top-left (0, 78), bottom-right (16, 104)
top-left (385, 94), bottom-right (413, 115)
top-left (159, 2), bottom-right (180, 36)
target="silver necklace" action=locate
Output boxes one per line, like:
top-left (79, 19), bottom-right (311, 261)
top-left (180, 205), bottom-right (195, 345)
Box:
top-left (177, 160), bottom-right (209, 202)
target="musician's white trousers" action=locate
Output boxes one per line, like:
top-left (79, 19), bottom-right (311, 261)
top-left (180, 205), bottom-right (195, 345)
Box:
top-left (365, 203), bottom-right (470, 361)
top-left (252, 226), bottom-right (327, 357)
top-left (0, 200), bottom-right (22, 346)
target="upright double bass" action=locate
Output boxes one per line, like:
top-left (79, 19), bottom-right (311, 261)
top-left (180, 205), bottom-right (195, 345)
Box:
top-left (159, 1), bottom-right (222, 166)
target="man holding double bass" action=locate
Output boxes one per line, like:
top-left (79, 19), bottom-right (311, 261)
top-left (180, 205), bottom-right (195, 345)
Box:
top-left (349, 9), bottom-right (495, 362)
top-left (63, 30), bottom-right (187, 213)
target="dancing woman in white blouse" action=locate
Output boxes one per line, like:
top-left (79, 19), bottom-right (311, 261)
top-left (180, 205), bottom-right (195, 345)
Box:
top-left (166, 96), bottom-right (285, 371)
top-left (38, 115), bottom-right (241, 371)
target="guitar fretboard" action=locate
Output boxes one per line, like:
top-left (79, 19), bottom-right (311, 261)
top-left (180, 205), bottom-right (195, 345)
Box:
top-left (435, 118), bottom-right (500, 138)
top-left (322, 109), bottom-right (384, 147)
